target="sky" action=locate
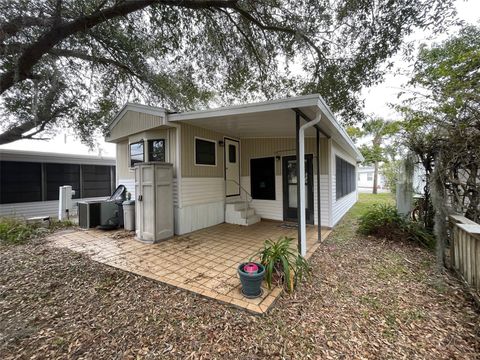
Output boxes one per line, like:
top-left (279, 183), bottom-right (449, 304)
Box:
top-left (1, 0), bottom-right (479, 157)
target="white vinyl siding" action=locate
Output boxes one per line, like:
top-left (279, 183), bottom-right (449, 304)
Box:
top-left (0, 197), bottom-right (109, 219)
top-left (331, 141), bottom-right (358, 226)
top-left (240, 175), bottom-right (330, 226)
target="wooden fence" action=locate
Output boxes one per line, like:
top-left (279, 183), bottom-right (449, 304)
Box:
top-left (449, 215), bottom-right (480, 291)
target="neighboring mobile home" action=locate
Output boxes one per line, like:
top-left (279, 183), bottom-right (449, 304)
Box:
top-left (106, 94), bottom-right (363, 255)
top-left (0, 149), bottom-right (116, 218)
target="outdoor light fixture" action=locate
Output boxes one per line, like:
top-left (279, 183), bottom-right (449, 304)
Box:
top-left (218, 140), bottom-right (224, 147)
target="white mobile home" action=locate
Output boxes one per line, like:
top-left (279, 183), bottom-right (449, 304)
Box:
top-left (0, 149), bottom-right (116, 219)
top-left (107, 94), bottom-right (363, 255)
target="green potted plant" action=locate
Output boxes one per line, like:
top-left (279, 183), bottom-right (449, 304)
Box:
top-left (254, 236), bottom-right (311, 292)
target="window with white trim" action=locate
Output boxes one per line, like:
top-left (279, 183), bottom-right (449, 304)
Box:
top-left (130, 141), bottom-right (144, 167)
top-left (195, 137), bottom-right (216, 166)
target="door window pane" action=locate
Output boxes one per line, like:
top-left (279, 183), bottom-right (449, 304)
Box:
top-left (228, 144), bottom-right (236, 163)
top-left (288, 185), bottom-right (297, 207)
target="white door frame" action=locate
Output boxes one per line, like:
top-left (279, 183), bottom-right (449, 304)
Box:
top-left (224, 137), bottom-right (240, 197)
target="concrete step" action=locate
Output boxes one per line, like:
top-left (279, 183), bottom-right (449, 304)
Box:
top-left (233, 202), bottom-right (249, 211)
top-left (245, 214), bottom-right (261, 225)
top-left (240, 208), bottom-right (255, 218)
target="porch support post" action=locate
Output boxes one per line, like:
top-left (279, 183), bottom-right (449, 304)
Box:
top-left (316, 128), bottom-right (321, 242)
top-left (295, 112), bottom-right (301, 253)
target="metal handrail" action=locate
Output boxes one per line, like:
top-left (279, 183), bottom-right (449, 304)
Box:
top-left (226, 179), bottom-right (252, 202)
top-left (226, 179), bottom-right (252, 224)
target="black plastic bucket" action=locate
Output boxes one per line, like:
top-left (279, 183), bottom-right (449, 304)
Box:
top-left (237, 262), bottom-right (265, 298)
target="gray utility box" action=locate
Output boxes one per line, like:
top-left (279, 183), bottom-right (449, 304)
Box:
top-left (134, 162), bottom-right (174, 242)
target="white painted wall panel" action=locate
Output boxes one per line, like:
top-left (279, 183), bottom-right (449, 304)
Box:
top-left (0, 197), bottom-right (109, 219)
top-left (181, 177), bottom-right (224, 207)
top-left (174, 201), bottom-right (224, 235)
top-left (240, 175), bottom-right (330, 226)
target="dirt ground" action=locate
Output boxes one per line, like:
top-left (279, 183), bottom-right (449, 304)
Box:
top-left (1, 195), bottom-right (478, 359)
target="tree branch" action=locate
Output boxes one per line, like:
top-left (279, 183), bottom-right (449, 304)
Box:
top-left (0, 0), bottom-right (239, 95)
top-left (0, 16), bottom-right (53, 42)
top-left (48, 48), bottom-right (142, 78)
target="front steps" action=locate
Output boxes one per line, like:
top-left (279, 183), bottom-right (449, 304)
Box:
top-left (225, 201), bottom-right (261, 226)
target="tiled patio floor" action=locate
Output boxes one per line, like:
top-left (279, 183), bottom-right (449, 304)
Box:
top-left (49, 221), bottom-right (331, 314)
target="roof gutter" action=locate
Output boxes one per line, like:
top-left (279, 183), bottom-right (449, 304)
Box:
top-left (298, 112), bottom-right (321, 256)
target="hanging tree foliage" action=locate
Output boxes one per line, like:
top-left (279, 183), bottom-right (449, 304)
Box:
top-left (0, 0), bottom-right (456, 146)
top-left (399, 25), bottom-right (480, 225)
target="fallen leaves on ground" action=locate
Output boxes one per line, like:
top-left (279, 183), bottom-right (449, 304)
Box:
top-left (0, 216), bottom-right (478, 359)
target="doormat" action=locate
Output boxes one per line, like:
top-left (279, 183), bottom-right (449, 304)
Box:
top-left (278, 223), bottom-right (298, 229)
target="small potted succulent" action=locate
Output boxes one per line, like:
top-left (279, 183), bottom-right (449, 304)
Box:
top-left (255, 236), bottom-right (311, 292)
top-left (237, 262), bottom-right (265, 298)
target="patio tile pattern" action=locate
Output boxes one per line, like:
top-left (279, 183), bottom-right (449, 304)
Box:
top-left (49, 221), bottom-right (330, 314)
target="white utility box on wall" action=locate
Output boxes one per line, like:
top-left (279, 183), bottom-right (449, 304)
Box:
top-left (134, 162), bottom-right (174, 242)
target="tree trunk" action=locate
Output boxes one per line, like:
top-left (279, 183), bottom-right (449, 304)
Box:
top-left (373, 160), bottom-right (378, 194)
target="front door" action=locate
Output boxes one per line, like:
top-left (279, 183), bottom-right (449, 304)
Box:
top-left (282, 155), bottom-right (314, 224)
top-left (224, 138), bottom-right (240, 196)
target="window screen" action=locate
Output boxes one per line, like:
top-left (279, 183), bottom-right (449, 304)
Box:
top-left (250, 157), bottom-right (275, 200)
top-left (148, 139), bottom-right (165, 162)
top-left (335, 156), bottom-right (356, 199)
top-left (130, 142), bottom-right (144, 167)
top-left (82, 165), bottom-right (112, 198)
top-left (195, 138), bottom-right (216, 165)
top-left (228, 144), bottom-right (236, 163)
top-left (0, 161), bottom-right (42, 204)
top-left (46, 163), bottom-right (80, 200)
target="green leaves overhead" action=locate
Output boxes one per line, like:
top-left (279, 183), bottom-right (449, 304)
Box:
top-left (0, 0), bottom-right (457, 145)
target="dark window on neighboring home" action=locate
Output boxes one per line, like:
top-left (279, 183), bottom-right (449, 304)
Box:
top-left (82, 165), bottom-right (112, 198)
top-left (46, 164), bottom-right (80, 200)
top-left (195, 138), bottom-right (216, 166)
top-left (250, 157), bottom-right (275, 200)
top-left (0, 161), bottom-right (42, 204)
top-left (335, 156), bottom-right (356, 199)
top-left (228, 144), bottom-right (236, 163)
top-left (130, 141), bottom-right (144, 167)
top-left (148, 139), bottom-right (165, 162)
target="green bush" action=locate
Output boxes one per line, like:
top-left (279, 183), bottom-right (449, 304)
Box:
top-left (358, 204), bottom-right (435, 248)
top-left (0, 217), bottom-right (75, 245)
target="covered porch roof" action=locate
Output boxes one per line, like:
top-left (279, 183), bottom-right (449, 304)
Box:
top-left (168, 94), bottom-right (363, 163)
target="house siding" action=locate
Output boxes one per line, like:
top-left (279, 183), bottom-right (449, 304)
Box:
top-left (0, 197), bottom-right (109, 219)
top-left (240, 137), bottom-right (329, 176)
top-left (180, 123), bottom-right (227, 178)
top-left (240, 174), bottom-right (330, 226)
top-left (107, 110), bottom-right (164, 141)
top-left (331, 140), bottom-right (358, 226)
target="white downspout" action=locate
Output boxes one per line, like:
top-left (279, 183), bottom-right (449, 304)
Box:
top-left (299, 113), bottom-right (321, 256)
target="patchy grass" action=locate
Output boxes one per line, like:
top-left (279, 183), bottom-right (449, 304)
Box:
top-left (0, 217), bottom-right (74, 245)
top-left (0, 194), bottom-right (478, 359)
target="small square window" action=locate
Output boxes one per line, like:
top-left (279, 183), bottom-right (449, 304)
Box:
top-left (228, 144), bottom-right (236, 163)
top-left (148, 139), bottom-right (165, 162)
top-left (130, 141), bottom-right (144, 167)
top-left (195, 138), bottom-right (216, 166)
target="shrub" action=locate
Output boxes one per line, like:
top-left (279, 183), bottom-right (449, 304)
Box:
top-left (0, 217), bottom-right (75, 245)
top-left (358, 204), bottom-right (435, 248)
